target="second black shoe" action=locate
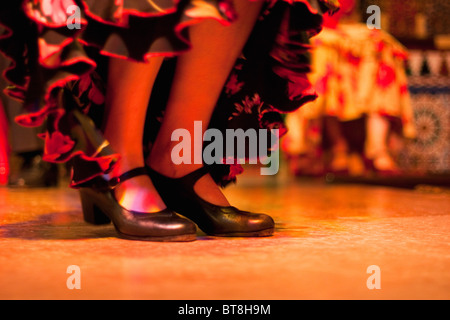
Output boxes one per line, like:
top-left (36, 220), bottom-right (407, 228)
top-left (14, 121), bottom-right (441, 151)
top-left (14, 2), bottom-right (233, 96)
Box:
top-left (148, 166), bottom-right (275, 237)
top-left (79, 167), bottom-right (197, 241)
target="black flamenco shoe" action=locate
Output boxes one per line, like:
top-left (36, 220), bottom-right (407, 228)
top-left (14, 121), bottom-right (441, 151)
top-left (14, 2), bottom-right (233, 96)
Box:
top-left (147, 166), bottom-right (275, 237)
top-left (78, 167), bottom-right (197, 241)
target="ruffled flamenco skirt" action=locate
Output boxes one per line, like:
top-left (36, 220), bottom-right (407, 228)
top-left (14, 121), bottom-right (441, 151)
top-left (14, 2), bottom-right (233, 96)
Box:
top-left (0, 0), bottom-right (339, 188)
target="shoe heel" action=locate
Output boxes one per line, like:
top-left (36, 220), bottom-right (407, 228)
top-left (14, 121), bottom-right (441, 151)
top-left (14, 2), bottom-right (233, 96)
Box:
top-left (79, 189), bottom-right (111, 225)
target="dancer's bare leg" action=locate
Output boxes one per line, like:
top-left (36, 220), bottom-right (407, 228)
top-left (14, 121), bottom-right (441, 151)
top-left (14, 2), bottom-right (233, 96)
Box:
top-left (148, 0), bottom-right (264, 206)
top-left (103, 56), bottom-right (166, 212)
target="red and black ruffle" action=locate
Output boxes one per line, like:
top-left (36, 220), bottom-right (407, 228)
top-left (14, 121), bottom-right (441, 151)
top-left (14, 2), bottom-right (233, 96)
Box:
top-left (0, 0), bottom-right (339, 187)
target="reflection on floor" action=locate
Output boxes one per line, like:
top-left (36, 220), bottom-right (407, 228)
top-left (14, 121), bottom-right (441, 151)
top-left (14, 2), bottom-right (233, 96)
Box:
top-left (0, 174), bottom-right (449, 300)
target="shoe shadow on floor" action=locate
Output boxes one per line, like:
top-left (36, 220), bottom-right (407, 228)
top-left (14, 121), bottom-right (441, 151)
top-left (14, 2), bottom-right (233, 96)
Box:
top-left (0, 211), bottom-right (118, 240)
top-left (0, 213), bottom-right (290, 240)
top-left (0, 196), bottom-right (304, 240)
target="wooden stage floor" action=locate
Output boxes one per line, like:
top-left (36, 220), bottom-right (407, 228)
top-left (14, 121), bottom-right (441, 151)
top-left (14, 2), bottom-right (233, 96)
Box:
top-left (0, 174), bottom-right (449, 300)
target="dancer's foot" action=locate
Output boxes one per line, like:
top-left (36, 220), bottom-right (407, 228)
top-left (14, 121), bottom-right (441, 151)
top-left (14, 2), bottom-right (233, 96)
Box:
top-left (147, 153), bottom-right (230, 207)
top-left (110, 161), bottom-right (167, 213)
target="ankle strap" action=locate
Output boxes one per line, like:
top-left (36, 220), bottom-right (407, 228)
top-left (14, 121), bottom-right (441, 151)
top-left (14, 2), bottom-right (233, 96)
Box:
top-left (108, 167), bottom-right (149, 189)
top-left (178, 166), bottom-right (211, 184)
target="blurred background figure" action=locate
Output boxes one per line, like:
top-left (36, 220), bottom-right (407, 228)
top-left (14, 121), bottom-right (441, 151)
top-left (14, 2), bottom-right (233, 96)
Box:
top-left (283, 0), bottom-right (417, 178)
top-left (0, 56), bottom-right (59, 188)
